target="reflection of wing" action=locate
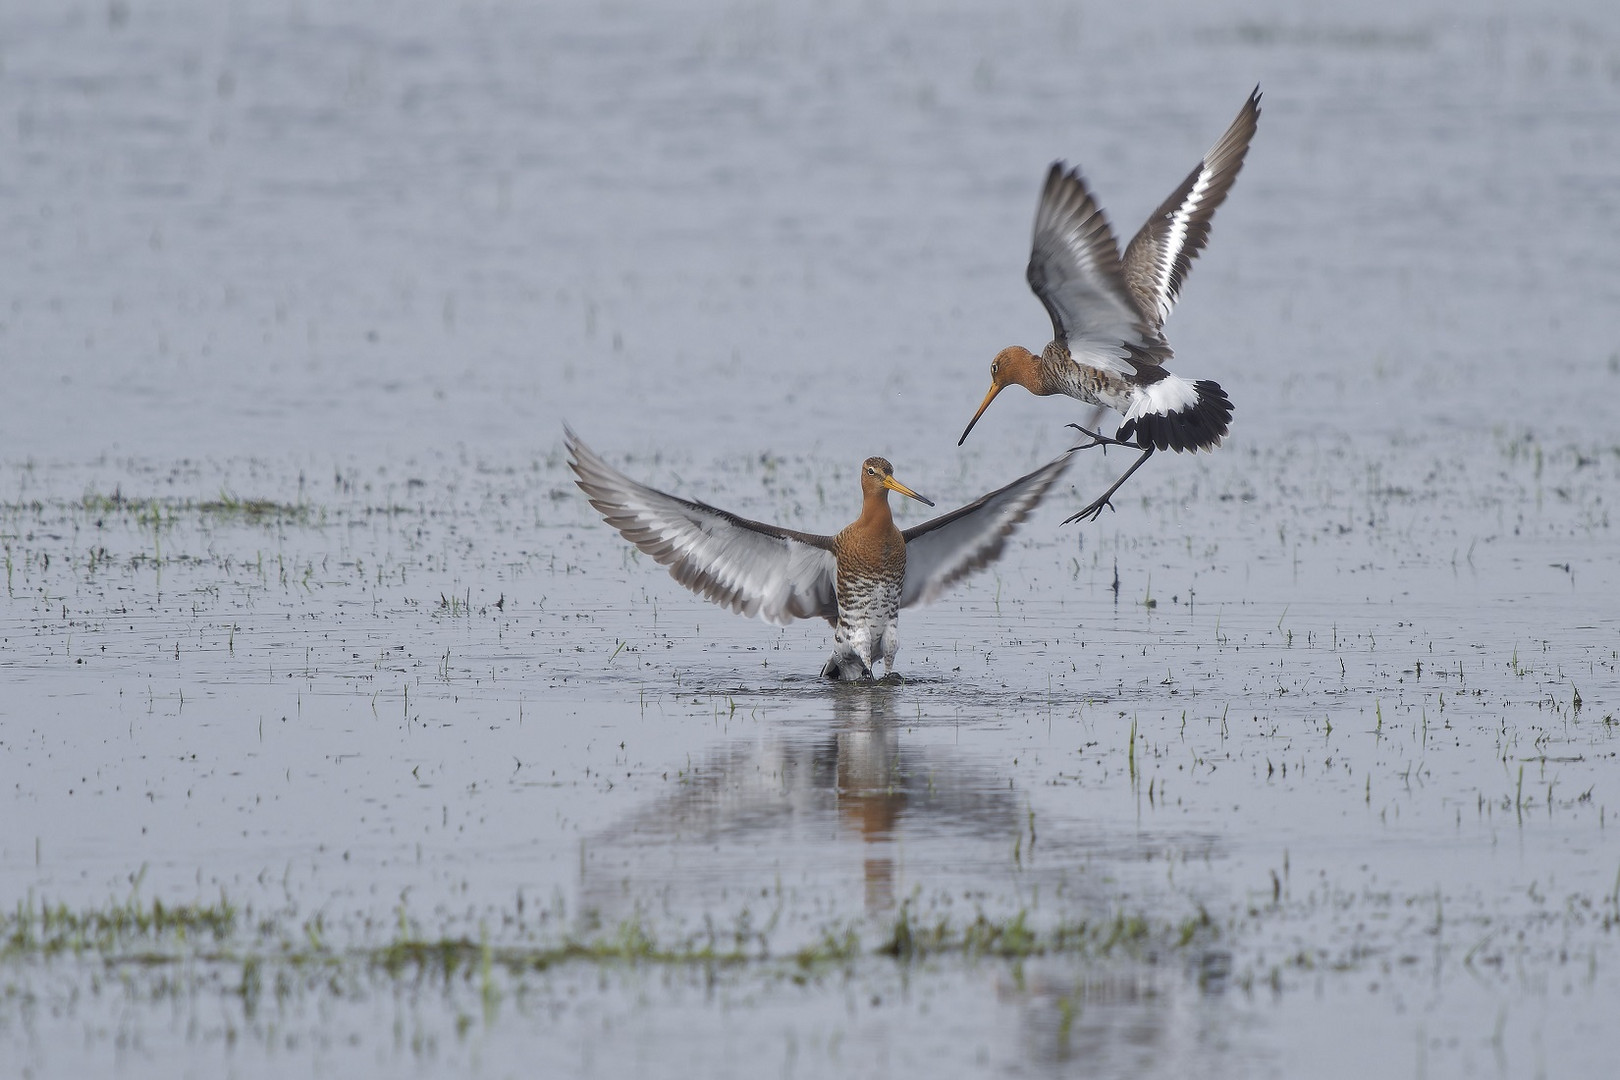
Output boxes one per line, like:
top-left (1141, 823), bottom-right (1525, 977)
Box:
top-left (566, 427), bottom-right (840, 625)
top-left (1026, 163), bottom-right (1156, 378)
top-left (1123, 87), bottom-right (1261, 328)
top-left (899, 452), bottom-right (1073, 608)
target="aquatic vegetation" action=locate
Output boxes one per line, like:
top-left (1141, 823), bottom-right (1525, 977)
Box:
top-left (0, 888), bottom-right (1220, 987)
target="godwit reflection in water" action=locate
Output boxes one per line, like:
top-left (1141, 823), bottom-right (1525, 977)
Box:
top-left (574, 686), bottom-right (1235, 1073)
top-left (824, 686), bottom-right (1022, 912)
top-left (576, 686), bottom-right (1019, 927)
top-left (832, 687), bottom-right (908, 912)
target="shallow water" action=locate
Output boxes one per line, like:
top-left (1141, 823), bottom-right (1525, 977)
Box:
top-left (3, 1), bottom-right (1619, 1077)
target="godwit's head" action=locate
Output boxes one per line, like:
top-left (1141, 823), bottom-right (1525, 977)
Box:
top-left (860, 458), bottom-right (934, 507)
top-left (959, 346), bottom-right (1044, 445)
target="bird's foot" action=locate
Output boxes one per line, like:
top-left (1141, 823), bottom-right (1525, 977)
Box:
top-left (1066, 423), bottom-right (1135, 452)
top-left (1061, 495), bottom-right (1117, 525)
top-left (1061, 446), bottom-right (1156, 526)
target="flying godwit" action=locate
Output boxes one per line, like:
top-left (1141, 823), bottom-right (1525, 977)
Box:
top-left (959, 86), bottom-right (1260, 523)
top-left (566, 427), bottom-right (1071, 680)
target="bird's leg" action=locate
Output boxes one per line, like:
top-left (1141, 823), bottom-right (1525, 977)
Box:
top-left (1066, 423), bottom-right (1137, 452)
top-left (1066, 405), bottom-right (1122, 451)
top-left (1063, 447), bottom-right (1155, 525)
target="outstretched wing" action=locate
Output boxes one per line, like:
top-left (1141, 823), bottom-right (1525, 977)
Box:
top-left (1123, 86), bottom-right (1261, 329)
top-left (566, 427), bottom-right (840, 626)
top-left (1027, 163), bottom-right (1160, 378)
top-left (899, 451), bottom-right (1074, 608)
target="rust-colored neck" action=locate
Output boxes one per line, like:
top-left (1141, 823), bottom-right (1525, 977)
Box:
top-left (853, 485), bottom-right (897, 536)
top-left (1004, 345), bottom-right (1054, 397)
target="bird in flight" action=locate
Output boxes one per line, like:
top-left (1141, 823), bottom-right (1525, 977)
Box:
top-left (960, 86), bottom-right (1261, 523)
top-left (567, 427), bottom-right (1072, 680)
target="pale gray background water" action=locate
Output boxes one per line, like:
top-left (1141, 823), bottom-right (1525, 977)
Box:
top-left (2, 1), bottom-right (1618, 1077)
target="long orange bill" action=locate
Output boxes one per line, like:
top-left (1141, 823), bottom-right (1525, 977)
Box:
top-left (882, 475), bottom-right (934, 507)
top-left (958, 383), bottom-right (1003, 445)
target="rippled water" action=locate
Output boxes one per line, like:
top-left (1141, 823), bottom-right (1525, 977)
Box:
top-left (3, 1), bottom-right (1619, 1077)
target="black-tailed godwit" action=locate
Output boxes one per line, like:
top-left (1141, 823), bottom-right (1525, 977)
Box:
top-left (566, 427), bottom-right (1071, 680)
top-left (959, 86), bottom-right (1261, 523)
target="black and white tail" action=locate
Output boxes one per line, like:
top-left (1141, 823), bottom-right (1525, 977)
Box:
top-left (1117, 375), bottom-right (1232, 453)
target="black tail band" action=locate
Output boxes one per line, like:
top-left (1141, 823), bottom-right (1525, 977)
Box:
top-left (1116, 379), bottom-right (1233, 453)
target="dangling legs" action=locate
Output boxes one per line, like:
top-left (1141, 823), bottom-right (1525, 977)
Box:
top-left (1065, 422), bottom-right (1137, 452)
top-left (1064, 421), bottom-right (1155, 524)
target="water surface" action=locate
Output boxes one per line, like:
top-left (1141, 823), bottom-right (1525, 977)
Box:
top-left (2, 1), bottom-right (1619, 1077)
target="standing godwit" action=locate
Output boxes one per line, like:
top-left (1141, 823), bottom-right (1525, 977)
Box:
top-left (566, 427), bottom-right (1071, 680)
top-left (959, 87), bottom-right (1261, 523)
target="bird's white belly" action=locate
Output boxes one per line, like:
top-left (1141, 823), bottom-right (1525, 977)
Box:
top-left (827, 578), bottom-right (902, 679)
